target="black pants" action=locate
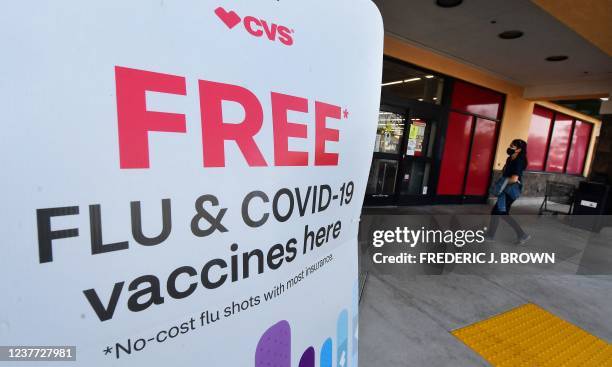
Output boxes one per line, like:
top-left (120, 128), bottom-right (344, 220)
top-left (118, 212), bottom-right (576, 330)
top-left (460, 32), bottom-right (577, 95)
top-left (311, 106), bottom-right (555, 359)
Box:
top-left (488, 193), bottom-right (526, 238)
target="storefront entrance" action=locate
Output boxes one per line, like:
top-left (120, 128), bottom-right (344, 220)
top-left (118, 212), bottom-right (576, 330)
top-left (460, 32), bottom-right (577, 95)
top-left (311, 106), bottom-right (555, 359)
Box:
top-left (364, 104), bottom-right (439, 206)
top-left (364, 57), bottom-right (505, 207)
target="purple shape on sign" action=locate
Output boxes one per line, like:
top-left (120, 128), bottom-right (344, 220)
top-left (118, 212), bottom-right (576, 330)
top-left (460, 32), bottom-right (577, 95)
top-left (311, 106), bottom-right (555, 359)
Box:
top-left (299, 346), bottom-right (315, 367)
top-left (255, 320), bottom-right (291, 367)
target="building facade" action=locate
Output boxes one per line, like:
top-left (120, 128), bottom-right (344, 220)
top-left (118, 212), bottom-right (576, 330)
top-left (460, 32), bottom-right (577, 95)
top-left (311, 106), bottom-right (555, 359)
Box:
top-left (365, 35), bottom-right (602, 206)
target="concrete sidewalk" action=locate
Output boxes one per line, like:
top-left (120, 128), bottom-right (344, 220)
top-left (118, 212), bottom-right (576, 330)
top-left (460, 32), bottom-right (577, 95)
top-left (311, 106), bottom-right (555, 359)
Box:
top-left (357, 200), bottom-right (612, 366)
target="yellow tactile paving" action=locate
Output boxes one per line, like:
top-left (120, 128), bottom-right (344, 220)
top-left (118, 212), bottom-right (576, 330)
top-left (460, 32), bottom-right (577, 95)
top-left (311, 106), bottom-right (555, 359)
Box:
top-left (452, 303), bottom-right (612, 367)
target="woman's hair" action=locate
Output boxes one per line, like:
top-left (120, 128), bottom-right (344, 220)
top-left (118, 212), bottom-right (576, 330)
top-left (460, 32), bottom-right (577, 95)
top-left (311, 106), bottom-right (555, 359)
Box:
top-left (511, 138), bottom-right (528, 166)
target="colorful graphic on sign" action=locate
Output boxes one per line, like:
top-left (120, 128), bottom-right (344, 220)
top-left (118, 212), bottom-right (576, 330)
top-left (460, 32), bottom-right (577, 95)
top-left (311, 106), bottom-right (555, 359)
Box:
top-left (255, 306), bottom-right (354, 367)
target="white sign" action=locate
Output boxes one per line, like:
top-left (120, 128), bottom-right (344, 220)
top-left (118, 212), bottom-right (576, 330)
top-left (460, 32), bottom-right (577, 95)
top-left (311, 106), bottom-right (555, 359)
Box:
top-left (580, 200), bottom-right (598, 208)
top-left (0, 1), bottom-right (383, 366)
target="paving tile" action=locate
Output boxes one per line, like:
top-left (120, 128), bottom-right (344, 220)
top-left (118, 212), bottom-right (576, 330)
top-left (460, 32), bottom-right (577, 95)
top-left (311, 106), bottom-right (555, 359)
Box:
top-left (359, 273), bottom-right (490, 367)
top-left (483, 275), bottom-right (612, 341)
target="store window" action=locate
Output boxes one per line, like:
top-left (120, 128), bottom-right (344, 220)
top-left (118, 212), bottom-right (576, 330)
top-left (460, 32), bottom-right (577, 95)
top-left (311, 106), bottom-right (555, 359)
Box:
top-left (525, 106), bottom-right (553, 171)
top-left (566, 121), bottom-right (593, 175)
top-left (381, 58), bottom-right (444, 104)
top-left (374, 111), bottom-right (404, 153)
top-left (450, 81), bottom-right (503, 120)
top-left (437, 81), bottom-right (503, 197)
top-left (526, 105), bottom-right (593, 176)
top-left (545, 114), bottom-right (572, 173)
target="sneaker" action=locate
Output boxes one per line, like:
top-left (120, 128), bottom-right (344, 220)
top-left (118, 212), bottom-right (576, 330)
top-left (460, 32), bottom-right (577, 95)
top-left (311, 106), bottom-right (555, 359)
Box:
top-left (484, 234), bottom-right (495, 243)
top-left (515, 234), bottom-right (531, 245)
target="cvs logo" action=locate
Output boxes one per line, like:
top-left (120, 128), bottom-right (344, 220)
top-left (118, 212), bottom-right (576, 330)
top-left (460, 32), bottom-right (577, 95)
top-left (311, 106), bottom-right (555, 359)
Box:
top-left (215, 6), bottom-right (294, 46)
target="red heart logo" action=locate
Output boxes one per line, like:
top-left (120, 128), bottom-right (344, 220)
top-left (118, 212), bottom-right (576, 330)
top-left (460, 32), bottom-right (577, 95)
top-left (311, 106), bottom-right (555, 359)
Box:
top-left (215, 7), bottom-right (241, 29)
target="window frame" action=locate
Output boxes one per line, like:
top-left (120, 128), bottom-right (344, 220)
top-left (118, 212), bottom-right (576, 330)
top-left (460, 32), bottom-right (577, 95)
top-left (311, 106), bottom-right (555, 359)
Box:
top-left (526, 106), bottom-right (594, 177)
top-left (380, 56), bottom-right (446, 106)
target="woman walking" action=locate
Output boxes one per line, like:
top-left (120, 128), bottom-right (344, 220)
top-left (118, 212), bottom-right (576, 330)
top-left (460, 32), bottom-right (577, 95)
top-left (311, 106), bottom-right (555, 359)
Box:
top-left (486, 139), bottom-right (530, 245)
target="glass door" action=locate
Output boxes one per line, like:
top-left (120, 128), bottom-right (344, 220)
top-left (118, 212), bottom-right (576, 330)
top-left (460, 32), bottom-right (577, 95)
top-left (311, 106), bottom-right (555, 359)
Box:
top-left (398, 117), bottom-right (437, 204)
top-left (364, 106), bottom-right (408, 205)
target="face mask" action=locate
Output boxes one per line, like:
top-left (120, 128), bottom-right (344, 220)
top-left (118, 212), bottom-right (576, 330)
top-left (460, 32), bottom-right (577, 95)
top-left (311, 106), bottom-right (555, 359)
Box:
top-left (507, 148), bottom-right (516, 155)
